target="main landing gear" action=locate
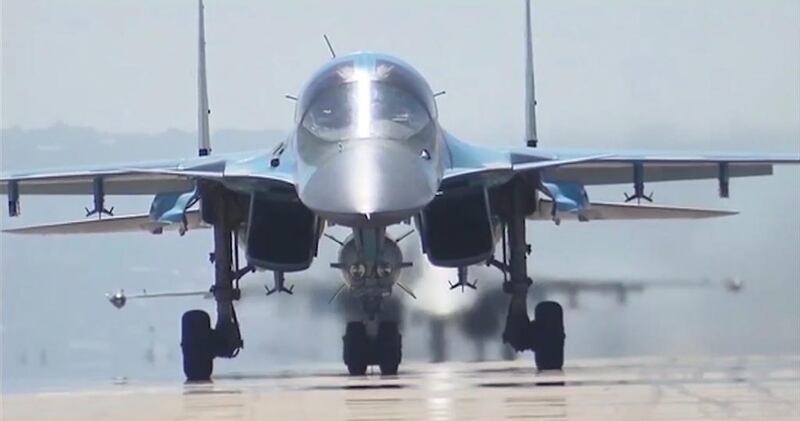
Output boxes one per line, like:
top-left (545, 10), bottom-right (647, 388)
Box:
top-left (532, 301), bottom-right (565, 369)
top-left (181, 186), bottom-right (246, 381)
top-left (498, 176), bottom-right (566, 370)
top-left (343, 321), bottom-right (402, 376)
top-left (181, 310), bottom-right (214, 381)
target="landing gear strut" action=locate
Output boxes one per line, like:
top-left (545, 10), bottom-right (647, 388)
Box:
top-left (501, 176), bottom-right (565, 370)
top-left (181, 186), bottom-right (244, 381)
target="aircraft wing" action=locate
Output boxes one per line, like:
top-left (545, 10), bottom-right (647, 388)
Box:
top-left (0, 159), bottom-right (205, 195)
top-left (2, 210), bottom-right (208, 235)
top-left (0, 151), bottom-right (295, 196)
top-left (443, 134), bottom-right (800, 187)
top-left (530, 198), bottom-right (737, 221)
top-left (532, 151), bottom-right (800, 186)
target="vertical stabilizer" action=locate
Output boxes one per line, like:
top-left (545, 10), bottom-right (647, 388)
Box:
top-left (524, 0), bottom-right (538, 148)
top-left (198, 0), bottom-right (211, 156)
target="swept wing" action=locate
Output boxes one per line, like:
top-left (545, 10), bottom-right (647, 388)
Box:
top-left (0, 151), bottom-right (294, 197)
top-left (443, 134), bottom-right (799, 188)
top-left (2, 209), bottom-right (207, 235)
top-left (531, 198), bottom-right (737, 221)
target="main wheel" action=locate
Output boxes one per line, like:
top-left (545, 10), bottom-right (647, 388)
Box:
top-left (376, 321), bottom-right (402, 375)
top-left (181, 310), bottom-right (214, 381)
top-left (533, 301), bottom-right (565, 371)
top-left (343, 322), bottom-right (370, 376)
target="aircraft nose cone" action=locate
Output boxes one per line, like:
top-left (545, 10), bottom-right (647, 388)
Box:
top-left (299, 143), bottom-right (437, 226)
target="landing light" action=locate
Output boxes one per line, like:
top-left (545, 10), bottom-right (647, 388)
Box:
top-left (349, 263), bottom-right (366, 280)
top-left (376, 262), bottom-right (393, 278)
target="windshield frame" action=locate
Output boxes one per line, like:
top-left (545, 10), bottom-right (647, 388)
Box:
top-left (300, 80), bottom-right (432, 142)
top-left (295, 53), bottom-right (438, 125)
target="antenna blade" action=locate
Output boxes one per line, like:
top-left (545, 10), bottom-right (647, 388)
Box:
top-left (524, 0), bottom-right (538, 147)
top-left (323, 34), bottom-right (336, 58)
top-left (323, 233), bottom-right (345, 246)
top-left (396, 282), bottom-right (417, 299)
top-left (198, 0), bottom-right (211, 156)
top-left (328, 283), bottom-right (348, 304)
top-left (395, 229), bottom-right (415, 243)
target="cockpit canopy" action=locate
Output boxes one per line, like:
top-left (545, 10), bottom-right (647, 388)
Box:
top-left (296, 53), bottom-right (437, 142)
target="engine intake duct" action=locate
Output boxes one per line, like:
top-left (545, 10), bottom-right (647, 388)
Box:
top-left (246, 193), bottom-right (320, 272)
top-left (420, 187), bottom-right (494, 267)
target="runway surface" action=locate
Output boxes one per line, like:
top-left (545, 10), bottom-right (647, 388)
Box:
top-left (3, 355), bottom-right (799, 420)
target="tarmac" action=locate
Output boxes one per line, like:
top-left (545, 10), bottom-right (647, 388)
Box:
top-left (2, 355), bottom-right (799, 420)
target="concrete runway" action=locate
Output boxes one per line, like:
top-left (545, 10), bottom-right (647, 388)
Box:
top-left (3, 355), bottom-right (799, 420)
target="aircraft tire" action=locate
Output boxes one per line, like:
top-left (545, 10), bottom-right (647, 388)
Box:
top-left (376, 321), bottom-right (402, 375)
top-left (181, 310), bottom-right (214, 381)
top-left (533, 301), bottom-right (565, 371)
top-left (343, 322), bottom-right (369, 376)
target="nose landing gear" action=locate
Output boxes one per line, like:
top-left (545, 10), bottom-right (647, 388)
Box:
top-left (343, 322), bottom-right (370, 375)
top-left (376, 322), bottom-right (402, 375)
top-left (342, 321), bottom-right (402, 376)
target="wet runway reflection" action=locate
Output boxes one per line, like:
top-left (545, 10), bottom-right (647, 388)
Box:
top-left (3, 355), bottom-right (799, 420)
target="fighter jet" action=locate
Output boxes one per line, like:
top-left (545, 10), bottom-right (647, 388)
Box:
top-left (2, 0), bottom-right (798, 381)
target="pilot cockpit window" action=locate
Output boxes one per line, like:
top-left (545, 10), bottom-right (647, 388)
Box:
top-left (301, 82), bottom-right (430, 142)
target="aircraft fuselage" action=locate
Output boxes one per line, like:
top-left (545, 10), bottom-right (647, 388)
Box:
top-left (292, 52), bottom-right (446, 228)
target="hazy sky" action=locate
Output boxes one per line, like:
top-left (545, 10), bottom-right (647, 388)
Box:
top-left (2, 0), bottom-right (799, 147)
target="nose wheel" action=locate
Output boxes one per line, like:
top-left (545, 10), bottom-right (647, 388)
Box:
top-left (342, 321), bottom-right (402, 376)
top-left (376, 322), bottom-right (402, 375)
top-left (343, 322), bottom-right (370, 375)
